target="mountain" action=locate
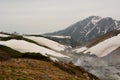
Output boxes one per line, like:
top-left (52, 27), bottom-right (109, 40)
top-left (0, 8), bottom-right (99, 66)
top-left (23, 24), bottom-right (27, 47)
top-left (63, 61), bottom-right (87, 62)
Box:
top-left (46, 16), bottom-right (120, 46)
top-left (72, 30), bottom-right (120, 80)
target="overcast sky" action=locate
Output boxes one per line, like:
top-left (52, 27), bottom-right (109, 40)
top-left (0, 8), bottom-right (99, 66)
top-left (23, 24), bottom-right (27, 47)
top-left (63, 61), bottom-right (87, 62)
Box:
top-left (0, 0), bottom-right (120, 34)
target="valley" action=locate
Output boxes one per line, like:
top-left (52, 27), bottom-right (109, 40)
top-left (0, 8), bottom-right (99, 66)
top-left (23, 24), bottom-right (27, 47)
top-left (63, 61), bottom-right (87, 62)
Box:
top-left (0, 16), bottom-right (120, 80)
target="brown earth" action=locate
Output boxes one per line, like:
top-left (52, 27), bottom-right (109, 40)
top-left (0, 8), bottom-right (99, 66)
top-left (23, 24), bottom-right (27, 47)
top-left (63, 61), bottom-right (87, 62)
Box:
top-left (0, 58), bottom-right (100, 80)
top-left (0, 45), bottom-right (99, 80)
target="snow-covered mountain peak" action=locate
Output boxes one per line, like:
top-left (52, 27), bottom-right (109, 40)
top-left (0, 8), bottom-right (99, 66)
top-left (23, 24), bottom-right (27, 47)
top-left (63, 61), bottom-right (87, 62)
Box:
top-left (87, 16), bottom-right (101, 20)
top-left (46, 16), bottom-right (120, 47)
top-left (81, 16), bottom-right (101, 24)
top-left (91, 16), bottom-right (102, 25)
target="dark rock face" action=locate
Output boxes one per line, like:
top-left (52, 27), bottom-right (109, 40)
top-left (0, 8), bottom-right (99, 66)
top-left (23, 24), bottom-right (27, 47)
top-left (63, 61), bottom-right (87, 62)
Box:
top-left (46, 16), bottom-right (120, 46)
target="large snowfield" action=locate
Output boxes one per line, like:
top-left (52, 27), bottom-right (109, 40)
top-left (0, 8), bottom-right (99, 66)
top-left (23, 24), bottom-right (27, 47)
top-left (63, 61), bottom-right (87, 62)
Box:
top-left (24, 36), bottom-right (68, 51)
top-left (73, 33), bottom-right (120, 57)
top-left (85, 33), bottom-right (120, 57)
top-left (0, 39), bottom-right (69, 58)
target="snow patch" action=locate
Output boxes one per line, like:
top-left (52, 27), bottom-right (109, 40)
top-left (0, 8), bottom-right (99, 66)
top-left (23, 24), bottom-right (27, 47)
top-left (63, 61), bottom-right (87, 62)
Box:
top-left (72, 27), bottom-right (77, 34)
top-left (97, 27), bottom-right (101, 33)
top-left (0, 39), bottom-right (69, 58)
top-left (50, 57), bottom-right (59, 62)
top-left (84, 33), bottom-right (120, 57)
top-left (84, 22), bottom-right (91, 29)
top-left (0, 34), bottom-right (9, 37)
top-left (85, 26), bottom-right (96, 37)
top-left (117, 28), bottom-right (120, 30)
top-left (73, 47), bottom-right (87, 53)
top-left (104, 28), bottom-right (108, 34)
top-left (51, 36), bottom-right (71, 39)
top-left (24, 36), bottom-right (68, 52)
top-left (91, 17), bottom-right (101, 25)
top-left (115, 21), bottom-right (118, 27)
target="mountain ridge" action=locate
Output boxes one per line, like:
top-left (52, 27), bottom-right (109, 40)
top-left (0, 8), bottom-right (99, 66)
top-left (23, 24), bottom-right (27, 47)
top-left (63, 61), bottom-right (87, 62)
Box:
top-left (45, 16), bottom-right (120, 46)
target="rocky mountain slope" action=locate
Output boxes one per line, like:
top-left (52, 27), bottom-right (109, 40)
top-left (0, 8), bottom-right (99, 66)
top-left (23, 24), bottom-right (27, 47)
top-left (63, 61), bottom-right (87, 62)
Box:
top-left (46, 16), bottom-right (120, 46)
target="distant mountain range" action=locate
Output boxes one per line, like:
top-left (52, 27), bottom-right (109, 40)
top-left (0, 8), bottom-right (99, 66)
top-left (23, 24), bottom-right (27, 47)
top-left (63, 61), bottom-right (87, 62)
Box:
top-left (45, 16), bottom-right (120, 46)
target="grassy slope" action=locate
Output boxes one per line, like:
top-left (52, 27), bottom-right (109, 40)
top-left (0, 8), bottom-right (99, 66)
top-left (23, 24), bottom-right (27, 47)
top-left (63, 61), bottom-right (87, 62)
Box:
top-left (0, 59), bottom-right (100, 80)
top-left (0, 45), bottom-right (50, 61)
top-left (0, 45), bottom-right (100, 80)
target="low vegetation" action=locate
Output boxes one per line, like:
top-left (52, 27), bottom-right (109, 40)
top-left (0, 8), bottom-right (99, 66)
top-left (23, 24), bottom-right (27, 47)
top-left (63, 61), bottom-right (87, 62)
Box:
top-left (0, 58), bottom-right (100, 80)
top-left (0, 43), bottom-right (100, 80)
top-left (0, 35), bottom-right (39, 45)
top-left (53, 62), bottom-right (99, 80)
top-left (0, 45), bottom-right (50, 61)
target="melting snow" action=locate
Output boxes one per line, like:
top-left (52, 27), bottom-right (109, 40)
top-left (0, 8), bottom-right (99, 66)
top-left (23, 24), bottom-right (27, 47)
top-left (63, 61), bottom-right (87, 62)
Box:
top-left (73, 47), bottom-right (87, 53)
top-left (117, 28), bottom-right (120, 30)
top-left (85, 26), bottom-right (96, 37)
top-left (50, 57), bottom-right (59, 62)
top-left (84, 22), bottom-right (91, 29)
top-left (115, 21), bottom-right (118, 27)
top-left (84, 33), bottom-right (120, 57)
top-left (0, 34), bottom-right (9, 37)
top-left (51, 36), bottom-right (71, 39)
top-left (85, 30), bottom-right (92, 37)
top-left (72, 27), bottom-right (77, 34)
top-left (104, 28), bottom-right (108, 34)
top-left (24, 36), bottom-right (67, 52)
top-left (0, 39), bottom-right (69, 58)
top-left (91, 17), bottom-right (101, 25)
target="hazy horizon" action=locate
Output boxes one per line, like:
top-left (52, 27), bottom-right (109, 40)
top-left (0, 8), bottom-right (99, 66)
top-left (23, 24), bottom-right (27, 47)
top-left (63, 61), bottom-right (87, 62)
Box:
top-left (0, 0), bottom-right (120, 34)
